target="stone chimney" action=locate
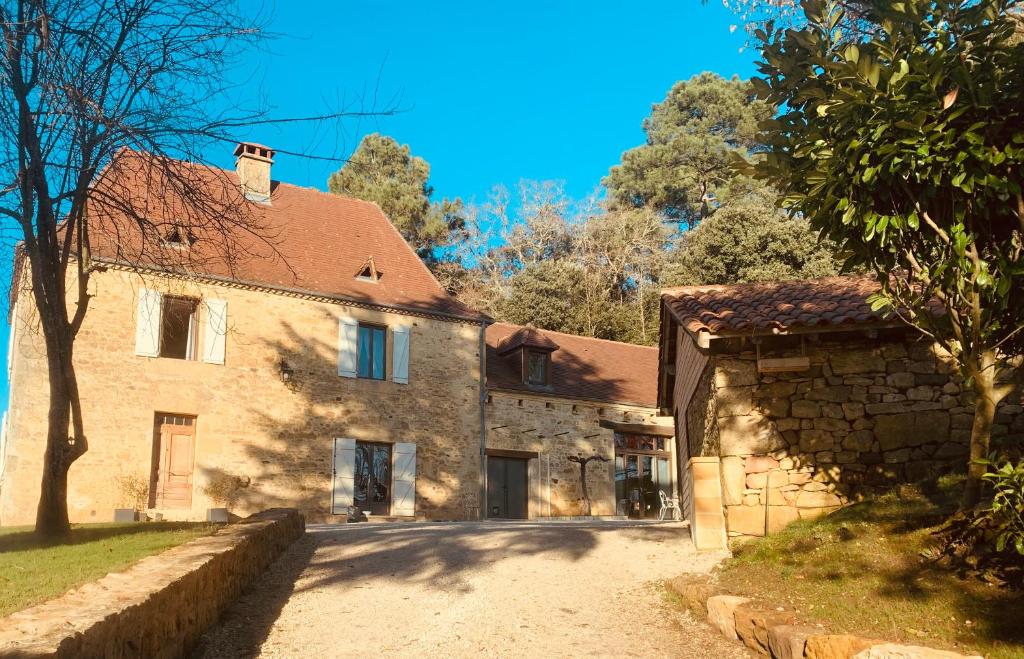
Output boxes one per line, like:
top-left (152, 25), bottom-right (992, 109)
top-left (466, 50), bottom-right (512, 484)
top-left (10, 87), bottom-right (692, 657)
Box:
top-left (233, 142), bottom-right (275, 203)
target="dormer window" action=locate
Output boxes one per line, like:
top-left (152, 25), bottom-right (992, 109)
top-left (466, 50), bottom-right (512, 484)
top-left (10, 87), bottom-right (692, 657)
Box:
top-left (495, 324), bottom-right (559, 389)
top-left (526, 350), bottom-right (549, 385)
top-left (355, 257), bottom-right (381, 283)
top-left (162, 226), bottom-right (196, 249)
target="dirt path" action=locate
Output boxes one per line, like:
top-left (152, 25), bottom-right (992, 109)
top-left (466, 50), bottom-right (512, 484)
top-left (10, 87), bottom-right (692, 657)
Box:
top-left (194, 521), bottom-right (749, 658)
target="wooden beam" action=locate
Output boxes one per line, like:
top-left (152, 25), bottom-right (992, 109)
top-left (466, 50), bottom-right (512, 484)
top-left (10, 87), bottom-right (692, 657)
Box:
top-left (598, 419), bottom-right (675, 437)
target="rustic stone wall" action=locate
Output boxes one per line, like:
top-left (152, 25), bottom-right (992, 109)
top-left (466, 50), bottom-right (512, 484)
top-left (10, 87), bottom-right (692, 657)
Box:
top-left (485, 392), bottom-right (666, 517)
top-left (1, 268), bottom-right (483, 525)
top-left (695, 334), bottom-right (1023, 537)
top-left (0, 508), bottom-right (304, 658)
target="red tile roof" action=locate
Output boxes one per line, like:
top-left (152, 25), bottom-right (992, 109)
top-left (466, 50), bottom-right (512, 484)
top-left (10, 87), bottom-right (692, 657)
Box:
top-left (662, 276), bottom-right (894, 337)
top-left (86, 150), bottom-right (484, 321)
top-left (486, 323), bottom-right (659, 407)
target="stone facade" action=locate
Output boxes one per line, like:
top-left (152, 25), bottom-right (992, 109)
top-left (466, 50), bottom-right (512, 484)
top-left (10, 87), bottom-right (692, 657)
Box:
top-left (682, 332), bottom-right (1024, 538)
top-left (484, 391), bottom-right (666, 517)
top-left (1, 268), bottom-right (483, 525)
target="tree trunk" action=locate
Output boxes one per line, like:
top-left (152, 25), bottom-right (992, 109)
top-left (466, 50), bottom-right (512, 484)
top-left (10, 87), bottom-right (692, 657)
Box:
top-left (962, 350), bottom-right (998, 510)
top-left (31, 282), bottom-right (88, 541)
top-left (579, 461), bottom-right (591, 516)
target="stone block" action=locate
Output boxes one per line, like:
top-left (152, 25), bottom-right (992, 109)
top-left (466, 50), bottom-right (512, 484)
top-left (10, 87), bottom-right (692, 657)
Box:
top-left (865, 402), bottom-right (910, 415)
top-left (822, 403), bottom-right (845, 419)
top-left (805, 634), bottom-right (881, 659)
top-left (874, 411), bottom-right (949, 451)
top-left (716, 360), bottom-right (759, 388)
top-left (799, 429), bottom-right (834, 453)
top-left (813, 417), bottom-right (850, 432)
top-left (793, 400), bottom-right (821, 418)
top-left (746, 472), bottom-right (768, 489)
top-left (720, 413), bottom-right (784, 456)
top-left (907, 385), bottom-right (936, 401)
top-left (830, 350), bottom-right (887, 375)
top-left (769, 625), bottom-right (820, 659)
top-left (758, 397), bottom-right (791, 418)
top-left (886, 372), bottom-right (916, 388)
top-left (755, 381), bottom-right (798, 398)
top-left (726, 504), bottom-right (766, 536)
top-left (842, 402), bottom-right (866, 419)
top-left (852, 643), bottom-right (984, 659)
top-left (766, 504), bottom-right (801, 534)
top-left (842, 430), bottom-right (875, 452)
top-left (720, 456), bottom-right (746, 506)
top-left (806, 385), bottom-right (853, 403)
top-left (745, 455), bottom-right (780, 473)
top-left (667, 574), bottom-right (713, 618)
top-left (795, 490), bottom-right (842, 508)
top-left (706, 595), bottom-right (750, 640)
top-left (717, 386), bottom-right (754, 418)
top-left (733, 604), bottom-right (796, 655)
top-left (883, 448), bottom-right (912, 463)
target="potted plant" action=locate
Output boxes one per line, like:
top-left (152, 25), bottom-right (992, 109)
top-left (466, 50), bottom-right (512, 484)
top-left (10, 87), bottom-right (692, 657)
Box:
top-left (202, 474), bottom-right (249, 523)
top-left (114, 473), bottom-right (149, 522)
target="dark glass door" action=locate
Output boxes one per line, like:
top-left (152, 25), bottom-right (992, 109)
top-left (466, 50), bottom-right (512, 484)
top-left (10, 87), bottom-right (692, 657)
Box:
top-left (354, 442), bottom-right (392, 516)
top-left (614, 433), bottom-right (673, 519)
top-left (487, 456), bottom-right (528, 519)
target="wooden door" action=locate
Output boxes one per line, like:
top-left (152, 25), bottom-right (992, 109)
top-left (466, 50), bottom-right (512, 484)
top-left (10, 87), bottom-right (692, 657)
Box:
top-left (487, 456), bottom-right (528, 519)
top-left (151, 414), bottom-right (196, 509)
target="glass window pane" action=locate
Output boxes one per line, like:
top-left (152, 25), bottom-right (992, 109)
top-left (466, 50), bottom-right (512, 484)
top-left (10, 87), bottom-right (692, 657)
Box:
top-left (354, 444), bottom-right (369, 506)
top-left (371, 327), bottom-right (385, 379)
top-left (659, 460), bottom-right (675, 497)
top-left (527, 352), bottom-right (546, 384)
top-left (358, 326), bottom-right (371, 378)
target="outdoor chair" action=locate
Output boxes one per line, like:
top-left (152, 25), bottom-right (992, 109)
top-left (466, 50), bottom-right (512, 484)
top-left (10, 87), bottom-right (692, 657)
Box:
top-left (658, 490), bottom-right (682, 521)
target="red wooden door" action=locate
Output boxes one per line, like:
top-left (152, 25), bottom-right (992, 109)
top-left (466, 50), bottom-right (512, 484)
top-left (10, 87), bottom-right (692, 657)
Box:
top-left (154, 414), bottom-right (196, 509)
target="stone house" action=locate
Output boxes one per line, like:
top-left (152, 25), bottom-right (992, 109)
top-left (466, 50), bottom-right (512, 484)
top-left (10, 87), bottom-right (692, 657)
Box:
top-left (1, 144), bottom-right (488, 525)
top-left (657, 277), bottom-right (1024, 549)
top-left (0, 143), bottom-right (676, 527)
top-left (484, 323), bottom-right (675, 519)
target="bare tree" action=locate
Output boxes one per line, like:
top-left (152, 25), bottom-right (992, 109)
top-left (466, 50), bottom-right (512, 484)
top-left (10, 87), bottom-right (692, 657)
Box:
top-left (0, 0), bottom-right (391, 540)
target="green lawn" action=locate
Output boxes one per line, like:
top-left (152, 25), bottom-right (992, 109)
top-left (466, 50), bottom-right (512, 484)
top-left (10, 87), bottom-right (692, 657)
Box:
top-left (713, 476), bottom-right (1024, 659)
top-left (0, 522), bottom-right (217, 617)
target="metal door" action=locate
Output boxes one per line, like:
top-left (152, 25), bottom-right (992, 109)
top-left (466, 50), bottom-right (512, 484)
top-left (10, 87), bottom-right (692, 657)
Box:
top-left (487, 456), bottom-right (528, 519)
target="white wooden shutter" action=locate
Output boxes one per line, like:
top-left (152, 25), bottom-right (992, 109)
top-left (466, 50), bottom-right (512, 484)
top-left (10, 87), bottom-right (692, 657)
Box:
top-left (392, 442), bottom-right (416, 517)
top-left (332, 438), bottom-right (356, 514)
top-left (134, 288), bottom-right (162, 357)
top-left (338, 317), bottom-right (358, 378)
top-left (392, 326), bottom-right (410, 384)
top-left (202, 299), bottom-right (227, 365)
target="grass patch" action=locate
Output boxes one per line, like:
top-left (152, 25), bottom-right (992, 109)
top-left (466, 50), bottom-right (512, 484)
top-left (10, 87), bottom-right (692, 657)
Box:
top-left (715, 475), bottom-right (1024, 659)
top-left (0, 522), bottom-right (217, 617)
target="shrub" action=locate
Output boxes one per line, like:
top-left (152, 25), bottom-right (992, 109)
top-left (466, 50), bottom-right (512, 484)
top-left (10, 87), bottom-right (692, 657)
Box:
top-left (939, 457), bottom-right (1024, 588)
top-left (114, 473), bottom-right (150, 510)
top-left (201, 474), bottom-right (249, 508)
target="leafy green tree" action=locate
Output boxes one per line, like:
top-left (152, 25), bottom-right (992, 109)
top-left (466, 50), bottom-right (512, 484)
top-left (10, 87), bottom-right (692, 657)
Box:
top-left (328, 133), bottom-right (465, 262)
top-left (754, 0), bottom-right (1024, 507)
top-left (665, 199), bottom-right (843, 286)
top-left (604, 72), bottom-right (773, 227)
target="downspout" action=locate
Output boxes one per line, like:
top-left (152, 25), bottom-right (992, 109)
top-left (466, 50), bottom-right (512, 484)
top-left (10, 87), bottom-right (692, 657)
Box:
top-left (478, 320), bottom-right (488, 520)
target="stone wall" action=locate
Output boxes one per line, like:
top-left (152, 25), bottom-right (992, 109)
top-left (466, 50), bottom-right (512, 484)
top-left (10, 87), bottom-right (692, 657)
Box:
top-left (485, 392), bottom-right (666, 517)
top-left (0, 508), bottom-right (304, 658)
top-left (689, 334), bottom-right (1023, 537)
top-left (1, 268), bottom-right (483, 525)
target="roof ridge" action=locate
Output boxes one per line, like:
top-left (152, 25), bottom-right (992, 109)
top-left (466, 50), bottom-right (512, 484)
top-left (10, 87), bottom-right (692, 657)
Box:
top-left (493, 321), bottom-right (658, 351)
top-left (661, 274), bottom-right (877, 297)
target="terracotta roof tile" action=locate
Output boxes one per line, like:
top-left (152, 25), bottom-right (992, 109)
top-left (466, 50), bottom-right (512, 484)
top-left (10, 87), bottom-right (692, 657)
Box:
top-left (662, 276), bottom-right (893, 337)
top-left (486, 323), bottom-right (658, 407)
top-left (87, 150), bottom-right (485, 321)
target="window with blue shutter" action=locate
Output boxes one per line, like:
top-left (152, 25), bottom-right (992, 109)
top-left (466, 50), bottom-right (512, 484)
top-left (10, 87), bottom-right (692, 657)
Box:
top-left (357, 324), bottom-right (386, 380)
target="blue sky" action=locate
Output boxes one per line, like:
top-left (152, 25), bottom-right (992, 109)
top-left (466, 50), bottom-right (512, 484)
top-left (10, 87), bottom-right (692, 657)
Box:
top-left (1, 0), bottom-right (756, 408)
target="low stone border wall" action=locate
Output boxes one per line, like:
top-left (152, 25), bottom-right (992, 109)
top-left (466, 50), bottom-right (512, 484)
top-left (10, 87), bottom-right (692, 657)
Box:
top-left (0, 508), bottom-right (304, 658)
top-left (669, 575), bottom-right (982, 659)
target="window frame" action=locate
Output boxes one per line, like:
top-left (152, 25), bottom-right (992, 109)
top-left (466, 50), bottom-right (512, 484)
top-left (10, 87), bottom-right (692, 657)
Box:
top-left (525, 349), bottom-right (550, 386)
top-left (357, 323), bottom-right (388, 380)
top-left (158, 295), bottom-right (199, 361)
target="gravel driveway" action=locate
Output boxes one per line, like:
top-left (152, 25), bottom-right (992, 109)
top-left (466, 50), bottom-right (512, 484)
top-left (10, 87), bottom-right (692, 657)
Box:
top-left (193, 520), bottom-right (749, 658)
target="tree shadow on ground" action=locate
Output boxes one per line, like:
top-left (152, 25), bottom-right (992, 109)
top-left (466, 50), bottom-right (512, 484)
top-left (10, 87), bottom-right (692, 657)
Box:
top-left (190, 521), bottom-right (695, 657)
